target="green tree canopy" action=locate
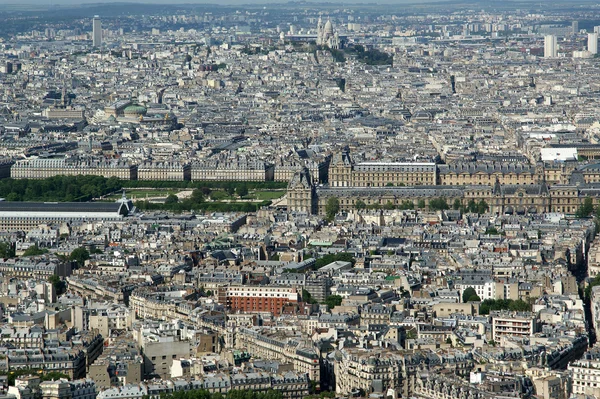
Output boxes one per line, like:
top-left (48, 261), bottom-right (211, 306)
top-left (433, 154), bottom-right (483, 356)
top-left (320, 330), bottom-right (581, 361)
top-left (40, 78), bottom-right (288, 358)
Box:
top-left (23, 244), bottom-right (48, 257)
top-left (576, 197), bottom-right (594, 218)
top-left (70, 247), bottom-right (90, 267)
top-left (479, 299), bottom-right (531, 315)
top-left (191, 189), bottom-right (205, 203)
top-left (462, 287), bottom-right (478, 303)
top-left (236, 184), bottom-right (249, 198)
top-left (467, 199), bottom-right (478, 213)
top-left (477, 200), bottom-right (489, 214)
top-left (164, 194), bottom-right (179, 204)
top-left (429, 197), bottom-right (449, 211)
top-left (324, 295), bottom-right (343, 309)
top-left (453, 198), bottom-right (462, 210)
top-left (384, 201), bottom-right (395, 210)
top-left (355, 199), bottom-right (366, 210)
top-left (325, 197), bottom-right (340, 221)
top-left (302, 289), bottom-right (317, 304)
top-left (0, 242), bottom-right (14, 259)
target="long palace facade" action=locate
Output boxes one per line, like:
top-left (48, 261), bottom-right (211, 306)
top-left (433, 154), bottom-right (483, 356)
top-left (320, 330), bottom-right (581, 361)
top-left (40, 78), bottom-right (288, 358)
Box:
top-left (288, 167), bottom-right (600, 216)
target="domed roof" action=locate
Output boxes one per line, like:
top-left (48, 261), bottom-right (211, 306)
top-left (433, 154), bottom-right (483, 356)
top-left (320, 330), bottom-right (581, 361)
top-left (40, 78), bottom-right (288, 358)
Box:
top-left (124, 105), bottom-right (147, 116)
top-left (324, 19), bottom-right (333, 35)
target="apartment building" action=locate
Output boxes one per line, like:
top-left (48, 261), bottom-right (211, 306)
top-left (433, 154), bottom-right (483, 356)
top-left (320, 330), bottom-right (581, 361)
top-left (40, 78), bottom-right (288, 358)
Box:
top-left (43, 107), bottom-right (85, 120)
top-left (491, 311), bottom-right (538, 342)
top-left (0, 257), bottom-right (72, 278)
top-left (568, 348), bottom-right (600, 397)
top-left (234, 327), bottom-right (320, 382)
top-left (1, 347), bottom-right (87, 379)
top-left (220, 285), bottom-right (299, 316)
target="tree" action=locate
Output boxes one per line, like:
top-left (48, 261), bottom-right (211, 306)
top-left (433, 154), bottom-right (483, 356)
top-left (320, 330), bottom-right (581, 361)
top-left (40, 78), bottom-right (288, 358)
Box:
top-left (164, 194), bottom-right (179, 205)
top-left (302, 289), bottom-right (317, 304)
top-left (467, 294), bottom-right (481, 302)
top-left (399, 200), bottom-right (414, 210)
top-left (48, 275), bottom-right (66, 295)
top-left (325, 197), bottom-right (340, 221)
top-left (355, 200), bottom-right (366, 210)
top-left (70, 247), bottom-right (90, 268)
top-left (417, 199), bottom-right (426, 209)
top-left (226, 186), bottom-right (236, 196)
top-left (191, 189), bottom-right (205, 203)
top-left (462, 287), bottom-right (478, 303)
top-left (324, 295), bottom-right (342, 309)
top-left (0, 242), bottom-right (14, 259)
top-left (453, 198), bottom-right (462, 210)
top-left (465, 199), bottom-right (477, 213)
top-left (384, 201), bottom-right (395, 210)
top-left (23, 244), bottom-right (48, 257)
top-left (236, 184), bottom-right (249, 198)
top-left (477, 200), bottom-right (489, 214)
top-left (485, 227), bottom-right (499, 235)
top-left (576, 197), bottom-right (594, 218)
top-left (429, 197), bottom-right (449, 211)
top-left (479, 298), bottom-right (532, 315)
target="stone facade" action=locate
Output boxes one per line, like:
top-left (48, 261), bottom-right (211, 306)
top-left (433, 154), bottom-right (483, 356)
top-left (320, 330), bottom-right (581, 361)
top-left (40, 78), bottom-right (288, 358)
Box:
top-left (289, 167), bottom-right (600, 216)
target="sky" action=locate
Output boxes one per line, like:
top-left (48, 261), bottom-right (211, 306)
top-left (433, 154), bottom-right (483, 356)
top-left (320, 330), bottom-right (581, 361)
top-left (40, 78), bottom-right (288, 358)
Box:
top-left (0, 0), bottom-right (582, 8)
top-left (0, 0), bottom-right (501, 4)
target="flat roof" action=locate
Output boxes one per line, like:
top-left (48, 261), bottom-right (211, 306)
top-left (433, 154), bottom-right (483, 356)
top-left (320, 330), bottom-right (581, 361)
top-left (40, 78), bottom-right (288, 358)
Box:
top-left (0, 202), bottom-right (123, 213)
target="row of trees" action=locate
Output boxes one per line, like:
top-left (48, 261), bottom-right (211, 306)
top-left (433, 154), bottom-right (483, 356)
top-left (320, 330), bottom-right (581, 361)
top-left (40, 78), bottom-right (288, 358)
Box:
top-left (0, 176), bottom-right (122, 202)
top-left (136, 198), bottom-right (271, 213)
top-left (326, 196), bottom-right (490, 217)
top-left (345, 44), bottom-right (393, 66)
top-left (479, 299), bottom-right (531, 315)
top-left (462, 288), bottom-right (532, 314)
top-left (0, 370), bottom-right (70, 386)
top-left (0, 176), bottom-right (287, 203)
top-left (302, 290), bottom-right (343, 310)
top-left (145, 388), bottom-right (284, 399)
top-left (122, 180), bottom-right (286, 190)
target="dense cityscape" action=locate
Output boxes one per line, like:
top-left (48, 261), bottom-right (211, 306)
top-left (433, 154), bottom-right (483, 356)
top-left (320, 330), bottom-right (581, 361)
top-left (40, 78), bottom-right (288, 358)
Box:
top-left (3, 1), bottom-right (600, 399)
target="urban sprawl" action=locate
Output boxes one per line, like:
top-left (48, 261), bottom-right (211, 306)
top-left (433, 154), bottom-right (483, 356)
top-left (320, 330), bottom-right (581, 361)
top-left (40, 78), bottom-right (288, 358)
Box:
top-left (2, 2), bottom-right (600, 399)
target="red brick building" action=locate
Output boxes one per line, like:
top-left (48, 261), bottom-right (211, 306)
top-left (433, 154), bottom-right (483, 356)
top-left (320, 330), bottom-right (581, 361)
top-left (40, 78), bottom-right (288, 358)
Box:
top-left (220, 286), bottom-right (299, 316)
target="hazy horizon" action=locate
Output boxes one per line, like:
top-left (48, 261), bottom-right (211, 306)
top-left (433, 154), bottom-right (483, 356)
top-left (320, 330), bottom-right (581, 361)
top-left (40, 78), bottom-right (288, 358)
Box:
top-left (0, 0), bottom-right (569, 5)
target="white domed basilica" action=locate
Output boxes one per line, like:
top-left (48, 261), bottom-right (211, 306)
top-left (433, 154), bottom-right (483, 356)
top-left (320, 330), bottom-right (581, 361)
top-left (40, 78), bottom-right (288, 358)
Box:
top-left (316, 17), bottom-right (340, 49)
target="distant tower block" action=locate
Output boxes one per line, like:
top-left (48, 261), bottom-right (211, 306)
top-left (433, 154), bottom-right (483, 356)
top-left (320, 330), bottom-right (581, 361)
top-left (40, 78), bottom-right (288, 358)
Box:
top-left (589, 33), bottom-right (598, 54)
top-left (544, 35), bottom-right (557, 58)
top-left (572, 20), bottom-right (579, 34)
top-left (92, 15), bottom-right (102, 47)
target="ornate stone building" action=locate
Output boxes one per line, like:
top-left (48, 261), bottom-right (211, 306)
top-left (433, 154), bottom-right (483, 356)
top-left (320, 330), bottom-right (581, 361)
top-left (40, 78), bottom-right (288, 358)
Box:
top-left (316, 17), bottom-right (340, 49)
top-left (329, 151), bottom-right (437, 187)
top-left (288, 168), bottom-right (600, 216)
top-left (438, 162), bottom-right (539, 186)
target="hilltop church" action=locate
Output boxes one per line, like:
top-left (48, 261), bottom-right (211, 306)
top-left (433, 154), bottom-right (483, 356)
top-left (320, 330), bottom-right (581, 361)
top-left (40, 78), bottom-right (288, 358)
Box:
top-left (316, 17), bottom-right (341, 49)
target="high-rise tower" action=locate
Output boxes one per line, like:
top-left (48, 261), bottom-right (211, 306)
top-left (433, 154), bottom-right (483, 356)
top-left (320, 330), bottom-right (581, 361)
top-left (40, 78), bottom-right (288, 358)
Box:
top-left (92, 15), bottom-right (102, 47)
top-left (589, 32), bottom-right (598, 54)
top-left (544, 35), bottom-right (557, 58)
